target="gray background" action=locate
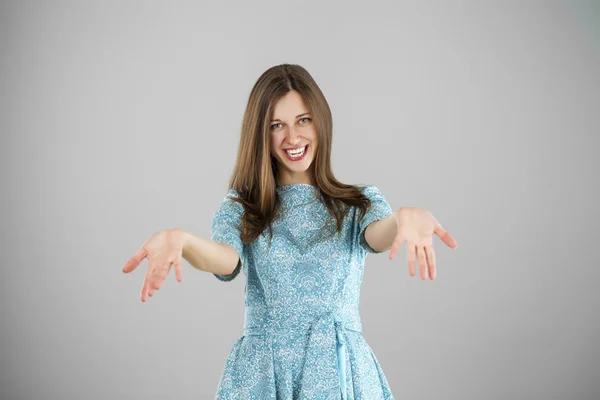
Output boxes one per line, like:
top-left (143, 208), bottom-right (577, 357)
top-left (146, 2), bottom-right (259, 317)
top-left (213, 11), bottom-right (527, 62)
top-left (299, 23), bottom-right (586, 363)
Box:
top-left (1, 0), bottom-right (599, 399)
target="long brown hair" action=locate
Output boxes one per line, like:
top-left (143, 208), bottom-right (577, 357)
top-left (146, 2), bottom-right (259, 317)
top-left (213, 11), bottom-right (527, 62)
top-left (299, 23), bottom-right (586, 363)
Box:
top-left (227, 64), bottom-right (372, 245)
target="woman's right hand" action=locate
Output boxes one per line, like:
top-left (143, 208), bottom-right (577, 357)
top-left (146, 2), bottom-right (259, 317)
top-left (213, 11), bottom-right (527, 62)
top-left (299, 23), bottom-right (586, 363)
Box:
top-left (122, 228), bottom-right (185, 302)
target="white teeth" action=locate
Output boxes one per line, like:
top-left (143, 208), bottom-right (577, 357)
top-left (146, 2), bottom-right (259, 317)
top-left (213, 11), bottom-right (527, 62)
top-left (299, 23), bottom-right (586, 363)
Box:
top-left (285, 146), bottom-right (306, 156)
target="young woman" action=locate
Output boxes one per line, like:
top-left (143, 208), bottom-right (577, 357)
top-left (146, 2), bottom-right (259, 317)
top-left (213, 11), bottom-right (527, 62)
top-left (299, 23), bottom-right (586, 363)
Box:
top-left (123, 64), bottom-right (457, 399)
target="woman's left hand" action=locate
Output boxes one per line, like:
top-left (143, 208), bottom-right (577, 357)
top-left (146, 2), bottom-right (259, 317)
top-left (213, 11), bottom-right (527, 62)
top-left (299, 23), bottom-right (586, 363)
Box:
top-left (389, 207), bottom-right (457, 280)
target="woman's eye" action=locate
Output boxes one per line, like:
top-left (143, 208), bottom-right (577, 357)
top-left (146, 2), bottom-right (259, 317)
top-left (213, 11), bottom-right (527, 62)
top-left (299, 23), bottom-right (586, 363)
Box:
top-left (271, 118), bottom-right (310, 130)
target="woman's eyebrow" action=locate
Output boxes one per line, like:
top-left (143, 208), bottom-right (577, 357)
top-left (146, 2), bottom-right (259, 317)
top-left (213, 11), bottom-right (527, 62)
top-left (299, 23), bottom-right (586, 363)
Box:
top-left (271, 112), bottom-right (311, 122)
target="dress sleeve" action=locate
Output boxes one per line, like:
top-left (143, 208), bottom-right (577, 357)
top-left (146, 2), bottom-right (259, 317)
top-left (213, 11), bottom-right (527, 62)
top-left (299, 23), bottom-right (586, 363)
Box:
top-left (357, 185), bottom-right (394, 254)
top-left (210, 189), bottom-right (246, 282)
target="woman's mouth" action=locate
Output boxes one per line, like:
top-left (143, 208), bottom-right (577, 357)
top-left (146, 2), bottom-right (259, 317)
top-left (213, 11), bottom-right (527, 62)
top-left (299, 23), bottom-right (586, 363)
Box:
top-left (284, 144), bottom-right (308, 161)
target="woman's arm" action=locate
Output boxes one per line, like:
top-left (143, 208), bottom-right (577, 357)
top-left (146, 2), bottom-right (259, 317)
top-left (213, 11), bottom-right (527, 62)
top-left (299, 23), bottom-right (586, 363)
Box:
top-left (364, 213), bottom-right (397, 253)
top-left (181, 231), bottom-right (240, 276)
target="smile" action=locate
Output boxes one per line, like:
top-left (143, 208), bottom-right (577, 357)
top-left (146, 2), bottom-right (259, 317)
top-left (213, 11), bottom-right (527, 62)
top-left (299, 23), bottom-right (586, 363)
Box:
top-left (284, 145), bottom-right (308, 161)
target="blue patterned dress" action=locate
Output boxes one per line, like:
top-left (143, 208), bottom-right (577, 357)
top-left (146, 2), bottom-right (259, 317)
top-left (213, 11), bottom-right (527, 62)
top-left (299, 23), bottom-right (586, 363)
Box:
top-left (210, 183), bottom-right (395, 399)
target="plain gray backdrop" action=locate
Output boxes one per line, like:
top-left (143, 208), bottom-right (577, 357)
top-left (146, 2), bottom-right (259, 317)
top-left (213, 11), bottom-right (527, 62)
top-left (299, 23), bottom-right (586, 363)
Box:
top-left (1, 0), bottom-right (599, 399)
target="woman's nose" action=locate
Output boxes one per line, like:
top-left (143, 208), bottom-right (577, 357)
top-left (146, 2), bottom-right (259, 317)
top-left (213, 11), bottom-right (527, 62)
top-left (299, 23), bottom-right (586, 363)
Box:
top-left (286, 128), bottom-right (301, 145)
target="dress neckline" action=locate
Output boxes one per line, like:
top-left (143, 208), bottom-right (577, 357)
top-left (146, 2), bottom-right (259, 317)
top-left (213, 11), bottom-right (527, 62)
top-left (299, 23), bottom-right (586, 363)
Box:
top-left (276, 183), bottom-right (317, 192)
top-left (276, 183), bottom-right (320, 204)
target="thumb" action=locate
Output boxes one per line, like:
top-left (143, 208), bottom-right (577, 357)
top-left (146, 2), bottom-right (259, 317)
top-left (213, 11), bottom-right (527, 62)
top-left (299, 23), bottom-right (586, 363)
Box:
top-left (123, 246), bottom-right (148, 273)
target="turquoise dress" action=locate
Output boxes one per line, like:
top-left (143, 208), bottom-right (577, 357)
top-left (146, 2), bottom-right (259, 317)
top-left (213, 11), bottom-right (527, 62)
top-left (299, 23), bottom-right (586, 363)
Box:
top-left (210, 183), bottom-right (395, 399)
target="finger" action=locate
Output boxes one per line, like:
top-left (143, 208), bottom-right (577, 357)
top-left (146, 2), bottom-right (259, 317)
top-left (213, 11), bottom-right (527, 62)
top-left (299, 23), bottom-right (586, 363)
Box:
top-left (141, 277), bottom-right (149, 302)
top-left (434, 223), bottom-right (458, 249)
top-left (425, 246), bottom-right (436, 280)
top-left (123, 245), bottom-right (148, 273)
top-left (388, 233), bottom-right (405, 260)
top-left (151, 272), bottom-right (164, 291)
top-left (406, 244), bottom-right (416, 277)
top-left (174, 259), bottom-right (183, 282)
top-left (141, 265), bottom-right (155, 302)
top-left (148, 266), bottom-right (160, 296)
top-left (417, 246), bottom-right (427, 280)
top-left (141, 274), bottom-right (150, 302)
top-left (152, 261), bottom-right (171, 290)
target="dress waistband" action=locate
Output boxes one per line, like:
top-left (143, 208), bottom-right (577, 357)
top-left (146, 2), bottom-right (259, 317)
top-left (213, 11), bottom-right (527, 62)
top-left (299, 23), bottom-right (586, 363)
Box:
top-left (242, 310), bottom-right (361, 400)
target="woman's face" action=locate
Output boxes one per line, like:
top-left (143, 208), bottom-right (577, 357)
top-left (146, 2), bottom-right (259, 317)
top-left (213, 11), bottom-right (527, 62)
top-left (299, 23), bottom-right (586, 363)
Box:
top-left (269, 90), bottom-right (318, 185)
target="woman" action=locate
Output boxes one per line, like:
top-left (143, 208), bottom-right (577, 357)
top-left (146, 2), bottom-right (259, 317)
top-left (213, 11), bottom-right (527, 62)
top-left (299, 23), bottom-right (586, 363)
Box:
top-left (122, 64), bottom-right (457, 399)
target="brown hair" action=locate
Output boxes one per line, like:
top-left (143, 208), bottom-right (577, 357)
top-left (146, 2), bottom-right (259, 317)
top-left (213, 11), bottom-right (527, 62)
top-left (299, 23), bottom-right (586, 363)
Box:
top-left (227, 64), bottom-right (372, 246)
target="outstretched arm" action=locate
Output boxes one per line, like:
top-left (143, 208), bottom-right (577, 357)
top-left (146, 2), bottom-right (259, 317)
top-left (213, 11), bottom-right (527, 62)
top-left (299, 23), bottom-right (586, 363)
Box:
top-left (182, 232), bottom-right (240, 276)
top-left (363, 214), bottom-right (397, 253)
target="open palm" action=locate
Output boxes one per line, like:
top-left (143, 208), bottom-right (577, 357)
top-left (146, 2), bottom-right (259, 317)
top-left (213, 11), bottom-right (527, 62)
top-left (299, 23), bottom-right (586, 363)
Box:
top-left (122, 228), bottom-right (185, 302)
top-left (389, 207), bottom-right (457, 280)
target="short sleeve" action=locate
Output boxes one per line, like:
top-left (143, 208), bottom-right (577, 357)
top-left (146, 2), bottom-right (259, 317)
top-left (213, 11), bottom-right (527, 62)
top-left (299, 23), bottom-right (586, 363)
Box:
top-left (357, 185), bottom-right (394, 254)
top-left (210, 189), bottom-right (246, 282)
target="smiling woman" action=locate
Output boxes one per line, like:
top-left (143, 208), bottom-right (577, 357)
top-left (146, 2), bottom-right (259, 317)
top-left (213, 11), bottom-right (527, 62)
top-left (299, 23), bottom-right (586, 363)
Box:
top-left (123, 62), bottom-right (457, 398)
top-left (206, 64), bottom-right (396, 399)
